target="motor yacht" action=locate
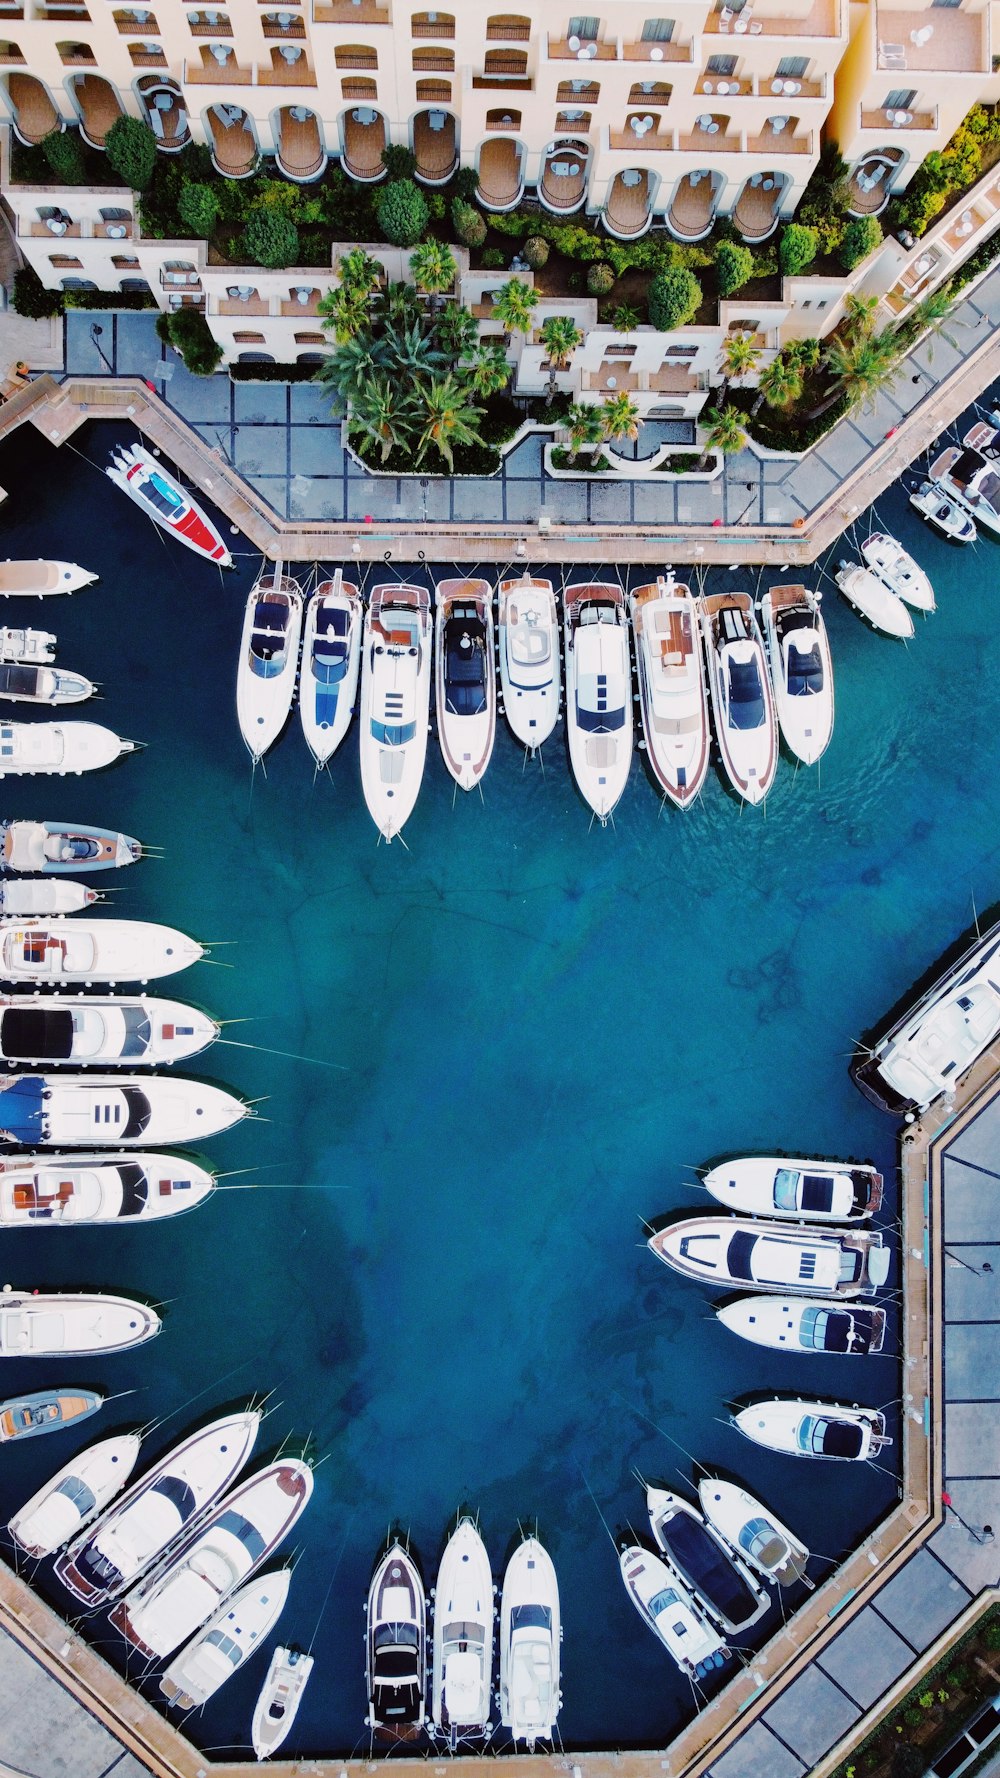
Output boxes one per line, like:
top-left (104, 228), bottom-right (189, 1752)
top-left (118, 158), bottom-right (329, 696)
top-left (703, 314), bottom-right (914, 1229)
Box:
top-left (299, 571), bottom-right (361, 767)
top-left (0, 918), bottom-right (204, 984)
top-left (929, 437), bottom-right (1000, 543)
top-left (645, 1486), bottom-right (768, 1635)
top-left (366, 1538), bottom-right (427, 1743)
top-left (834, 563), bottom-right (914, 639)
top-left (760, 584), bottom-right (834, 766)
top-left (0, 1074), bottom-right (246, 1146)
top-left (0, 663), bottom-right (92, 706)
top-left (909, 479), bottom-right (976, 543)
top-left (237, 568), bottom-right (303, 763)
top-left (0, 993), bottom-right (218, 1067)
top-left (733, 1398), bottom-right (890, 1462)
top-left (0, 1389), bottom-right (102, 1442)
top-left (629, 573), bottom-right (709, 808)
top-left (160, 1569), bottom-right (291, 1710)
top-left (697, 1480), bottom-right (810, 1590)
top-left (0, 722), bottom-right (137, 777)
top-left (106, 445), bottom-right (232, 566)
top-left (1, 819), bottom-right (143, 873)
top-left (56, 1408), bottom-right (262, 1604)
top-left (251, 1645), bottom-right (314, 1762)
top-left (435, 578), bottom-right (496, 791)
top-left (0, 627), bottom-right (56, 664)
top-left (110, 1458), bottom-right (313, 1659)
top-left (499, 1535), bottom-right (561, 1749)
top-left (861, 533), bottom-right (935, 612)
top-left (618, 1544), bottom-right (729, 1681)
top-left (0, 1153), bottom-right (215, 1228)
top-left (701, 592), bottom-right (776, 805)
top-left (702, 1156), bottom-right (882, 1222)
top-left (359, 584), bottom-right (432, 842)
top-left (0, 881), bottom-right (97, 915)
top-left (0, 561), bottom-right (97, 597)
top-left (0, 1288), bottom-right (160, 1355)
top-left (851, 916), bottom-right (1000, 1115)
top-left (431, 1516), bottom-right (494, 1747)
top-left (563, 582), bottom-right (633, 823)
top-left (497, 577), bottom-right (560, 753)
top-left (717, 1296), bottom-right (887, 1356)
top-left (647, 1217), bottom-right (890, 1297)
top-left (9, 1432), bottom-right (142, 1558)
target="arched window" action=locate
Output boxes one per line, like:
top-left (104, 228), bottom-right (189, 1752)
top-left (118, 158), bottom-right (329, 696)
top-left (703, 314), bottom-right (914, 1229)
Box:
top-left (486, 14), bottom-right (530, 38)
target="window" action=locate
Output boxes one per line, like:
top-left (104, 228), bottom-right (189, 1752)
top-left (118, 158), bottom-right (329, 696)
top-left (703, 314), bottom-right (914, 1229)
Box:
top-left (664, 344), bottom-right (697, 358)
top-left (706, 53), bottom-right (736, 73)
top-left (233, 330), bottom-right (265, 343)
top-left (484, 46), bottom-right (526, 72)
top-left (628, 81), bottom-right (670, 103)
top-left (776, 55), bottom-right (808, 77)
top-left (568, 15), bottom-right (599, 39)
top-left (413, 45), bottom-right (453, 68)
top-left (335, 43), bottom-right (377, 67)
top-left (49, 254), bottom-right (82, 268)
top-left (411, 9), bottom-right (455, 34)
top-left (485, 12), bottom-right (530, 38)
top-left (415, 79), bottom-right (450, 98)
top-left (487, 106), bottom-right (521, 127)
top-left (641, 16), bottom-right (674, 40)
top-left (556, 109), bottom-right (590, 127)
top-left (111, 254), bottom-right (140, 268)
top-left (883, 87), bottom-right (916, 110)
top-left (557, 78), bottom-right (598, 100)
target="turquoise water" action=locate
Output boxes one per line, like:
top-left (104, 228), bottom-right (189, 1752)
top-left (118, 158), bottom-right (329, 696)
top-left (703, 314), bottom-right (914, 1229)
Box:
top-left (0, 412), bottom-right (988, 1758)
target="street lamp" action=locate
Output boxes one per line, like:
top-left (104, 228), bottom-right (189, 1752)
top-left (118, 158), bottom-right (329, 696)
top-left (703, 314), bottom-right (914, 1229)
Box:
top-left (89, 323), bottom-right (113, 375)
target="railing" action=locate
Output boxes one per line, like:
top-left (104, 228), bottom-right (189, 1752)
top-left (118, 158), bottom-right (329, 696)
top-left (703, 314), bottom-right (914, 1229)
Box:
top-left (622, 37), bottom-right (691, 62)
top-left (860, 105), bottom-right (938, 133)
top-left (184, 59), bottom-right (252, 82)
top-left (312, 0), bottom-right (388, 22)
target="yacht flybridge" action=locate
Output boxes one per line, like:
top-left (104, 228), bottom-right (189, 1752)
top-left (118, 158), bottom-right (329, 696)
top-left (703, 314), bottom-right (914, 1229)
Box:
top-left (106, 445), bottom-right (232, 566)
top-left (734, 1398), bottom-right (890, 1462)
top-left (9, 1431), bottom-right (142, 1558)
top-left (648, 1216), bottom-right (890, 1297)
top-left (431, 1517), bottom-right (494, 1747)
top-left (618, 1543), bottom-right (729, 1681)
top-left (359, 583), bottom-right (432, 841)
top-left (629, 573), bottom-right (709, 808)
top-left (366, 1538), bottom-right (427, 1743)
top-left (1, 819), bottom-right (143, 873)
top-left (563, 582), bottom-right (633, 823)
top-left (0, 1288), bottom-right (160, 1355)
top-left (497, 577), bottom-right (560, 753)
top-left (0, 662), bottom-right (92, 706)
top-left (909, 478), bottom-right (976, 543)
top-left (0, 918), bottom-right (204, 983)
top-left (0, 722), bottom-right (136, 777)
top-left (0, 627), bottom-right (57, 663)
top-left (0, 1154), bottom-right (215, 1227)
top-left (299, 571), bottom-right (361, 767)
top-left (702, 1156), bottom-right (883, 1221)
top-left (701, 592), bottom-right (776, 805)
top-left (237, 568), bottom-right (303, 763)
top-left (435, 578), bottom-right (496, 791)
top-left (718, 1296), bottom-right (887, 1356)
top-left (0, 993), bottom-right (218, 1067)
top-left (760, 584), bottom-right (834, 766)
top-left (0, 1074), bottom-right (246, 1146)
top-left (499, 1535), bottom-right (561, 1749)
top-left (0, 561), bottom-right (97, 598)
top-left (697, 1480), bottom-right (810, 1591)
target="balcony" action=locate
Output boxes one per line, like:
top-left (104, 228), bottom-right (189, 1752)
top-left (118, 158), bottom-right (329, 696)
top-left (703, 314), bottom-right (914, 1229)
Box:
top-left (334, 45), bottom-right (377, 68)
top-left (667, 170), bottom-right (719, 240)
top-left (556, 78), bottom-right (599, 103)
top-left (846, 147), bottom-right (904, 215)
top-left (412, 48), bottom-right (453, 71)
top-left (342, 104), bottom-right (386, 180)
top-left (585, 361), bottom-right (640, 392)
top-left (71, 72), bottom-right (122, 148)
top-left (24, 215), bottom-right (82, 237)
top-left (733, 171), bottom-right (786, 240)
top-left (603, 168), bottom-right (652, 238)
top-left (539, 146), bottom-right (587, 212)
top-left (415, 79), bottom-right (450, 100)
top-left (280, 285), bottom-right (322, 316)
top-left (697, 74), bottom-right (751, 97)
top-left (412, 10), bottom-right (455, 37)
top-left (413, 107), bottom-right (457, 183)
top-left (114, 10), bottom-right (160, 34)
top-left (477, 136), bottom-right (524, 210)
top-left (747, 125), bottom-right (813, 154)
top-left (875, 6), bottom-right (987, 75)
top-left (187, 15), bottom-right (231, 34)
top-left (644, 364), bottom-right (698, 394)
top-left (622, 37), bottom-right (691, 63)
top-left (219, 289), bottom-right (269, 315)
top-left (207, 103), bottom-right (259, 176)
top-left (0, 39), bottom-right (22, 58)
top-left (258, 45), bottom-right (316, 83)
top-left (313, 0), bottom-right (388, 21)
top-left (706, 0), bottom-right (840, 39)
top-left (860, 104), bottom-right (937, 134)
top-left (760, 73), bottom-right (824, 100)
top-left (276, 104), bottom-right (326, 180)
top-left (609, 121), bottom-right (672, 152)
top-left (129, 46), bottom-right (167, 67)
top-left (679, 123), bottom-right (740, 154)
top-left (7, 72), bottom-right (59, 143)
top-left (262, 16), bottom-right (306, 36)
top-left (186, 52), bottom-right (253, 83)
top-left (486, 14), bottom-right (529, 40)
top-left (138, 82), bottom-right (190, 149)
top-left (627, 81), bottom-right (671, 105)
top-left (547, 34), bottom-right (616, 60)
top-left (57, 43), bottom-right (96, 66)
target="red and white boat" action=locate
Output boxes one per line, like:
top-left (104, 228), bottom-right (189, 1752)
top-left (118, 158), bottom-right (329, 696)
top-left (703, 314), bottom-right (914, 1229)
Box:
top-left (106, 445), bottom-right (232, 567)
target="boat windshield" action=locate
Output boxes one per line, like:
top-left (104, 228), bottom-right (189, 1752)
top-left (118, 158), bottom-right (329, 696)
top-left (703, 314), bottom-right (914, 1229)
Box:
top-left (726, 657), bottom-right (765, 730)
top-left (204, 1629), bottom-right (243, 1668)
top-left (648, 1586), bottom-right (681, 1619)
top-left (249, 601), bottom-right (291, 680)
top-left (798, 1416), bottom-right (864, 1459)
top-left (116, 1163), bottom-right (150, 1217)
top-left (54, 1475), bottom-right (96, 1515)
top-left (772, 1168), bottom-right (801, 1212)
top-left (787, 640), bottom-right (823, 697)
top-left (371, 719), bottom-right (416, 746)
top-left (511, 1604), bottom-right (551, 1630)
top-left (738, 1518), bottom-right (782, 1563)
top-left (215, 1508), bottom-right (267, 1562)
top-left (726, 1230), bottom-right (757, 1281)
top-left (141, 472), bottom-right (186, 518)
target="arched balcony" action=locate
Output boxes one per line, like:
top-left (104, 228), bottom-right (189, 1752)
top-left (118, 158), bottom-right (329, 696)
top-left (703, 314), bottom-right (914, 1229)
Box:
top-left (733, 169), bottom-right (789, 241)
top-left (5, 72), bottom-right (60, 145)
top-left (341, 103), bottom-right (386, 180)
top-left (206, 102), bottom-right (259, 177)
top-left (603, 168), bottom-right (653, 238)
top-left (846, 145), bottom-right (905, 217)
top-left (667, 169), bottom-right (721, 241)
top-left (412, 106), bottom-right (457, 183)
top-left (539, 138), bottom-right (588, 213)
top-left (69, 73), bottom-right (123, 150)
top-left (137, 75), bottom-right (190, 150)
top-left (477, 135), bottom-right (524, 211)
top-left (275, 104), bottom-right (326, 181)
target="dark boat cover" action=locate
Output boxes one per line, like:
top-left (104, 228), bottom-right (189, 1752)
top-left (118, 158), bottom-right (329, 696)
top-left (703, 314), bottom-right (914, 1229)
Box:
top-left (659, 1511), bottom-right (759, 1627)
top-left (0, 1076), bottom-right (47, 1140)
top-left (0, 1007), bottom-right (74, 1060)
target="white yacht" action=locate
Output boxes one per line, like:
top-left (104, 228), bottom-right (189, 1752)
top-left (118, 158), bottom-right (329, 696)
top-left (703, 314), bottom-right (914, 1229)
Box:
top-left (760, 584), bottom-right (834, 766)
top-left (0, 663), bottom-right (92, 706)
top-left (0, 1287), bottom-right (160, 1355)
top-left (834, 563), bottom-right (914, 639)
top-left (160, 1569), bottom-right (291, 1710)
top-left (629, 573), bottom-right (709, 809)
top-left (359, 583), bottom-right (432, 841)
top-left (717, 1296), bottom-right (887, 1356)
top-left (701, 592), bottom-right (777, 805)
top-left (930, 433), bottom-right (1000, 542)
top-left (0, 881), bottom-right (97, 915)
top-left (0, 993), bottom-right (218, 1067)
top-left (0, 918), bottom-right (204, 984)
top-left (431, 1516), bottom-right (494, 1747)
top-left (0, 1153), bottom-right (215, 1227)
top-left (697, 1480), bottom-right (810, 1590)
top-left (497, 577), bottom-right (560, 753)
top-left (647, 1217), bottom-right (890, 1297)
top-left (861, 533), bottom-right (935, 612)
top-left (435, 578), bottom-right (496, 791)
top-left (0, 626), bottom-right (57, 664)
top-left (105, 445), bottom-right (232, 566)
top-left (733, 1398), bottom-right (891, 1462)
top-left (1, 819), bottom-right (142, 873)
top-left (618, 1544), bottom-right (729, 1681)
top-left (56, 1409), bottom-right (261, 1604)
top-left (909, 478), bottom-right (976, 543)
top-left (299, 572), bottom-right (361, 767)
top-left (9, 1432), bottom-right (141, 1558)
top-left (851, 917), bottom-right (1000, 1116)
top-left (366, 1538), bottom-right (427, 1743)
top-left (0, 722), bottom-right (137, 777)
top-left (0, 1074), bottom-right (246, 1146)
top-left (499, 1535), bottom-right (561, 1749)
top-left (251, 1646), bottom-right (314, 1762)
top-left (237, 569), bottom-right (303, 763)
top-left (111, 1458), bottom-right (313, 1659)
top-left (563, 582), bottom-right (633, 823)
top-left (0, 561), bottom-right (97, 598)
top-left (0, 1388), bottom-right (102, 1443)
top-left (702, 1156), bottom-right (883, 1222)
top-left (645, 1486), bottom-right (768, 1634)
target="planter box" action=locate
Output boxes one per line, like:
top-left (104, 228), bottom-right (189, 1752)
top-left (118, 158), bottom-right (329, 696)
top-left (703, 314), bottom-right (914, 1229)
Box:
top-left (544, 441), bottom-right (722, 480)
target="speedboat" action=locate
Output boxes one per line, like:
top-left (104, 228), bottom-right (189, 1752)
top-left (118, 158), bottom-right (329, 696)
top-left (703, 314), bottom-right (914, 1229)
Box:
top-left (0, 722), bottom-right (137, 777)
top-left (861, 533), bottom-right (935, 612)
top-left (702, 1156), bottom-right (882, 1221)
top-left (359, 583), bottom-right (432, 842)
top-left (160, 1569), bottom-right (291, 1710)
top-left (499, 1534), bottom-right (561, 1749)
top-left (0, 993), bottom-right (218, 1067)
top-left (366, 1538), bottom-right (427, 1743)
top-left (56, 1408), bottom-right (262, 1604)
top-left (251, 1646), bottom-right (314, 1762)
top-left (0, 881), bottom-right (97, 915)
top-left (697, 1480), bottom-right (810, 1590)
top-left (431, 1516), bottom-right (494, 1747)
top-left (0, 627), bottom-right (57, 663)
top-left (0, 1389), bottom-right (102, 1442)
top-left (9, 1432), bottom-right (142, 1557)
top-left (851, 916), bottom-right (1000, 1115)
top-left (1, 819), bottom-right (142, 872)
top-left (701, 592), bottom-right (776, 805)
top-left (0, 1288), bottom-right (160, 1355)
top-left (645, 1485), bottom-right (768, 1634)
top-left (106, 445), bottom-right (232, 566)
top-left (0, 1074), bottom-right (246, 1146)
top-left (0, 662), bottom-right (92, 705)
top-left (435, 577), bottom-right (496, 791)
top-left (717, 1296), bottom-right (887, 1355)
top-left (733, 1398), bottom-right (890, 1462)
top-left (237, 568), bottom-right (303, 763)
top-left (299, 571), bottom-right (361, 767)
top-left (629, 573), bottom-right (709, 808)
top-left (760, 584), bottom-right (834, 766)
top-left (834, 563), bottom-right (914, 638)
top-left (110, 1458), bottom-right (313, 1659)
top-left (618, 1544), bottom-right (729, 1681)
top-left (0, 918), bottom-right (204, 984)
top-left (909, 479), bottom-right (976, 543)
top-left (929, 438), bottom-right (1000, 543)
top-left (647, 1217), bottom-right (890, 1297)
top-left (0, 561), bottom-right (97, 597)
top-left (563, 582), bottom-right (633, 823)
top-left (0, 1153), bottom-right (215, 1227)
top-left (497, 577), bottom-right (560, 753)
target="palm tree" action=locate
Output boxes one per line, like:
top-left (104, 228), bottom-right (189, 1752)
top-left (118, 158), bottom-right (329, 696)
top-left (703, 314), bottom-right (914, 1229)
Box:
top-left (601, 390), bottom-right (642, 448)
top-left (337, 247), bottom-right (383, 301)
top-left (347, 373), bottom-right (415, 465)
top-left (316, 332), bottom-right (387, 405)
top-left (611, 303), bottom-right (640, 332)
top-left (435, 299), bottom-right (478, 362)
top-left (902, 283), bottom-right (961, 359)
top-left (717, 332), bottom-right (762, 406)
top-left (808, 327), bottom-right (903, 420)
top-left (465, 345), bottom-right (510, 400)
top-left (696, 403), bottom-right (747, 471)
top-left (382, 319), bottom-right (447, 381)
top-left (490, 277), bottom-right (539, 343)
top-left (564, 401), bottom-right (604, 465)
top-left (539, 314), bottom-right (583, 398)
top-left (787, 336), bottom-right (820, 374)
top-left (842, 292), bottom-right (880, 342)
top-left (317, 284), bottom-right (371, 345)
top-left (408, 239), bottom-right (457, 310)
top-left (414, 374), bottom-right (486, 473)
top-left (376, 279), bottom-right (425, 333)
top-left (751, 352), bottom-right (802, 418)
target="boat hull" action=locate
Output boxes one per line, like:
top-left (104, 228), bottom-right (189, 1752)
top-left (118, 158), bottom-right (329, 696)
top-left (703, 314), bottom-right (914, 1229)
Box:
top-left (645, 1485), bottom-right (768, 1634)
top-left (0, 1074), bottom-right (246, 1146)
top-left (702, 1155), bottom-right (882, 1221)
top-left (0, 881), bottom-right (97, 914)
top-left (0, 1388), bottom-right (102, 1442)
top-left (630, 579), bottom-right (709, 807)
top-left (237, 576), bottom-right (303, 762)
top-left (160, 1570), bottom-right (291, 1710)
top-left (0, 722), bottom-right (135, 777)
top-left (618, 1544), bottom-right (728, 1679)
top-left (563, 585), bottom-right (633, 822)
top-left (498, 579), bottom-right (560, 752)
top-left (106, 447), bottom-right (232, 566)
top-left (717, 1295), bottom-right (888, 1355)
top-left (366, 1541), bottom-right (426, 1743)
top-left (9, 1432), bottom-right (142, 1557)
top-left (648, 1215), bottom-right (890, 1296)
top-left (861, 534), bottom-right (935, 611)
top-left (251, 1645), bottom-right (314, 1760)
top-left (499, 1536), bottom-right (560, 1746)
top-left (835, 565), bottom-right (914, 638)
top-left (760, 587), bottom-right (834, 767)
top-left (359, 585), bottom-right (432, 841)
top-left (299, 580), bottom-right (361, 766)
top-left (0, 993), bottom-right (218, 1067)
top-left (0, 561), bottom-right (97, 598)
top-left (0, 1289), bottom-right (160, 1354)
top-left (733, 1398), bottom-right (889, 1461)
top-left (431, 1518), bottom-right (493, 1743)
top-left (701, 594), bottom-right (777, 805)
top-left (0, 917), bottom-right (204, 983)
top-left (697, 1479), bottom-right (809, 1589)
top-left (2, 820), bottom-right (142, 873)
top-left (435, 580), bottom-right (496, 790)
top-left (0, 1153), bottom-right (215, 1226)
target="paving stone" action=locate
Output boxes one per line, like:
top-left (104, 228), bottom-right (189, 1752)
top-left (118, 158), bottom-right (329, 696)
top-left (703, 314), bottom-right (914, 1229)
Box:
top-left (452, 478), bottom-right (504, 521)
top-left (114, 311), bottom-right (162, 376)
top-left (291, 479), bottom-right (343, 521)
top-left (289, 382), bottom-right (331, 423)
top-left (945, 1101), bottom-right (1000, 1175)
top-left (763, 1664), bottom-right (860, 1766)
top-left (164, 359), bottom-right (227, 417)
top-left (707, 1719), bottom-right (806, 1778)
top-left (944, 1248), bottom-right (1000, 1322)
top-left (932, 1485), bottom-right (1000, 1593)
top-left (817, 1606), bottom-right (915, 1709)
top-left (507, 434), bottom-right (544, 476)
top-left (589, 481), bottom-right (633, 521)
top-left (232, 382), bottom-right (288, 424)
top-left (676, 480), bottom-right (723, 523)
top-left (289, 425), bottom-right (342, 477)
top-left (633, 480), bottom-right (676, 525)
top-left (0, 1629), bottom-right (142, 1778)
top-left (814, 425), bottom-right (872, 478)
top-left (504, 480), bottom-right (548, 524)
top-left (948, 1401), bottom-right (1000, 1476)
top-left (542, 482), bottom-right (588, 523)
top-left (944, 1160), bottom-right (1000, 1241)
top-left (234, 429), bottom-right (286, 475)
top-left (945, 1322), bottom-right (1000, 1397)
top-left (876, 1547), bottom-right (970, 1647)
top-left (64, 310), bottom-right (110, 375)
top-left (346, 480), bottom-right (404, 521)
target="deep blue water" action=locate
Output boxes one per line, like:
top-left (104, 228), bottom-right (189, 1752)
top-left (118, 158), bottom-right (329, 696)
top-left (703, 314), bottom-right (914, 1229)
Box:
top-left (0, 414), bottom-right (985, 1760)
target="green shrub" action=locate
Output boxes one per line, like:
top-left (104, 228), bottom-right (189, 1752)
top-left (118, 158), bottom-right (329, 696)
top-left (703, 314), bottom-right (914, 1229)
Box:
top-left (229, 360), bottom-right (316, 382)
top-left (375, 178), bottom-right (429, 247)
top-left (648, 265), bottom-right (701, 329)
top-left (105, 115), bottom-right (157, 191)
top-left (903, 1707), bottom-right (923, 1728)
top-left (715, 240), bottom-right (754, 297)
top-left (452, 165), bottom-right (481, 202)
top-left (452, 197), bottom-right (486, 248)
top-left (481, 246), bottom-right (505, 269)
top-left (894, 185), bottom-right (947, 239)
top-left (523, 235), bottom-right (549, 270)
top-left (779, 223), bottom-right (819, 276)
top-left (11, 265), bottom-right (63, 320)
top-left (162, 306), bottom-right (223, 376)
top-left (947, 1666), bottom-right (971, 1689)
top-left (244, 207), bottom-right (299, 268)
top-left (587, 262), bottom-right (615, 295)
top-left (380, 144), bottom-right (417, 179)
top-left (177, 180), bottom-right (220, 239)
top-left (982, 1621), bottom-right (1000, 1650)
top-left (839, 213), bottom-right (882, 271)
top-left (426, 191), bottom-right (446, 220)
top-left (155, 311), bottom-right (172, 344)
top-left (41, 128), bottom-right (84, 185)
